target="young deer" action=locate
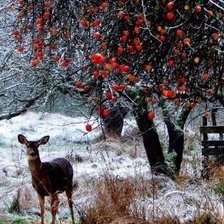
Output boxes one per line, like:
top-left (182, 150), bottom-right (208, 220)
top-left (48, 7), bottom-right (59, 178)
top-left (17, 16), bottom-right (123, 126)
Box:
top-left (18, 134), bottom-right (75, 224)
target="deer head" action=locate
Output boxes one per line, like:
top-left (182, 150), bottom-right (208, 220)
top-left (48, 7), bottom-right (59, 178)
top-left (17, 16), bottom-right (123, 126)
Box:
top-left (18, 134), bottom-right (49, 159)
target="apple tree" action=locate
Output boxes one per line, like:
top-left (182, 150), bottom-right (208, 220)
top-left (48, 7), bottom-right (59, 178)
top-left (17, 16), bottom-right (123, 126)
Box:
top-left (10, 0), bottom-right (224, 175)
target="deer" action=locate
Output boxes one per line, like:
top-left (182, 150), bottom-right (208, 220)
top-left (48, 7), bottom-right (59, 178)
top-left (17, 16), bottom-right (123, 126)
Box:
top-left (18, 134), bottom-right (75, 224)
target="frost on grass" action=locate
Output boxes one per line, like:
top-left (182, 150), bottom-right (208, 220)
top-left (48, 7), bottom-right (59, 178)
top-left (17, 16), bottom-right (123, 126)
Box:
top-left (0, 112), bottom-right (223, 223)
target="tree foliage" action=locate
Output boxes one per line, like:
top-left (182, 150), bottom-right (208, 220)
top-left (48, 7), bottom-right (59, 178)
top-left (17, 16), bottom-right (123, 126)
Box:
top-left (11, 0), bottom-right (223, 111)
top-left (5, 0), bottom-right (224, 174)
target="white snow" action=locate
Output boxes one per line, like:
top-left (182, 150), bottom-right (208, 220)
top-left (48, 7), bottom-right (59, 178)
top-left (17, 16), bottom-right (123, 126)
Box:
top-left (0, 111), bottom-right (223, 223)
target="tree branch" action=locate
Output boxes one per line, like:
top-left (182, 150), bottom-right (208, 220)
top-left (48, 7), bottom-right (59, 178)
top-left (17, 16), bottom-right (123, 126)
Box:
top-left (0, 91), bottom-right (46, 120)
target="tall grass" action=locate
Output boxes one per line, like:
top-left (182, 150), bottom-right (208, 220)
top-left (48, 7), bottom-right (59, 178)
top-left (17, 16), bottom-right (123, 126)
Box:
top-left (79, 170), bottom-right (224, 224)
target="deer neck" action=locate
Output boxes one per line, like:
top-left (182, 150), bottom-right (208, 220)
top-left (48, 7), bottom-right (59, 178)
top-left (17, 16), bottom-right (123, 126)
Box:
top-left (28, 155), bottom-right (42, 174)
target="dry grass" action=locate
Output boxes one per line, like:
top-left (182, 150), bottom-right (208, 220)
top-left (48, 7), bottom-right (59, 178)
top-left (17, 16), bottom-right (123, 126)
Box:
top-left (185, 214), bottom-right (222, 224)
top-left (81, 173), bottom-right (154, 224)
top-left (5, 136), bottom-right (224, 224)
top-left (78, 170), bottom-right (224, 224)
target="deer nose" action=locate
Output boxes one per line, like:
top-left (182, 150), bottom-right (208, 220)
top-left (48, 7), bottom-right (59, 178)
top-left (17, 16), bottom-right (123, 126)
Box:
top-left (27, 150), bottom-right (36, 157)
top-left (29, 152), bottom-right (36, 156)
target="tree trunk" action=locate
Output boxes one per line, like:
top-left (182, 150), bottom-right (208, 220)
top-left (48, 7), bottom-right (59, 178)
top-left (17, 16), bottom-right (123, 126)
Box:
top-left (161, 101), bottom-right (191, 173)
top-left (134, 108), bottom-right (171, 176)
top-left (165, 122), bottom-right (184, 172)
top-left (102, 105), bottom-right (129, 138)
top-left (211, 108), bottom-right (218, 126)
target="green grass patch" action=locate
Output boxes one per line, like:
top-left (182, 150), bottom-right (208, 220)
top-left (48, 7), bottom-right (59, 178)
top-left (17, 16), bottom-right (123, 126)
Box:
top-left (214, 179), bottom-right (224, 195)
top-left (0, 220), bottom-right (7, 224)
top-left (11, 219), bottom-right (28, 224)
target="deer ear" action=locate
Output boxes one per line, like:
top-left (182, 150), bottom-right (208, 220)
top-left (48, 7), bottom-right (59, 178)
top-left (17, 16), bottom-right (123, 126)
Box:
top-left (18, 134), bottom-right (27, 145)
top-left (38, 136), bottom-right (50, 145)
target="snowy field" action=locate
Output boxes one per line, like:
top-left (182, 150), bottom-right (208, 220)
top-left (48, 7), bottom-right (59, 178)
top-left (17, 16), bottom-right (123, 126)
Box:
top-left (0, 112), bottom-right (223, 223)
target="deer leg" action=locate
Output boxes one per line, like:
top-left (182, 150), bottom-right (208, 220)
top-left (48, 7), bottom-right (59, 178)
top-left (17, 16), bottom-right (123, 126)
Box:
top-left (50, 194), bottom-right (59, 224)
top-left (65, 189), bottom-right (75, 224)
top-left (37, 194), bottom-right (45, 224)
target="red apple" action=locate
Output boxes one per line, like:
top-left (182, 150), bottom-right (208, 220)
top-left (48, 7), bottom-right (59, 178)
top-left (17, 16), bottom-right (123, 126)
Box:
top-left (176, 29), bottom-right (184, 38)
top-left (111, 62), bottom-right (119, 70)
top-left (16, 46), bottom-right (25, 53)
top-left (44, 1), bottom-right (52, 8)
top-left (92, 18), bottom-right (101, 27)
top-left (134, 26), bottom-right (141, 34)
top-left (201, 72), bottom-right (209, 80)
top-left (59, 58), bottom-right (71, 68)
top-left (36, 51), bottom-right (44, 60)
top-left (127, 45), bottom-right (134, 52)
top-left (36, 17), bottom-right (44, 25)
top-left (93, 32), bottom-right (101, 40)
top-left (166, 1), bottom-right (175, 10)
top-left (101, 108), bottom-right (111, 118)
top-left (101, 42), bottom-right (108, 49)
top-left (73, 80), bottom-right (83, 88)
top-left (195, 5), bottom-right (202, 13)
top-left (166, 12), bottom-right (175, 20)
top-left (80, 19), bottom-right (90, 28)
top-left (159, 35), bottom-right (166, 42)
top-left (31, 58), bottom-right (40, 67)
top-left (100, 2), bottom-right (108, 10)
top-left (147, 112), bottom-right (156, 120)
top-left (105, 90), bottom-right (113, 100)
top-left (52, 55), bottom-right (60, 62)
top-left (117, 46), bottom-right (124, 55)
top-left (167, 59), bottom-right (175, 67)
top-left (135, 15), bottom-right (144, 26)
top-left (120, 35), bottom-right (128, 43)
top-left (120, 64), bottom-right (129, 73)
top-left (117, 11), bottom-right (126, 19)
top-left (37, 25), bottom-right (44, 32)
top-left (112, 84), bottom-right (123, 92)
top-left (177, 85), bottom-right (188, 92)
top-left (162, 89), bottom-right (176, 99)
top-left (85, 123), bottom-right (92, 132)
top-left (133, 37), bottom-right (141, 45)
top-left (177, 76), bottom-right (186, 85)
top-left (92, 70), bottom-right (100, 78)
top-left (82, 84), bottom-right (91, 93)
top-left (90, 53), bottom-right (105, 64)
top-left (100, 70), bottom-right (108, 78)
top-left (43, 11), bottom-right (51, 19)
top-left (183, 37), bottom-right (190, 45)
top-left (135, 44), bottom-right (143, 52)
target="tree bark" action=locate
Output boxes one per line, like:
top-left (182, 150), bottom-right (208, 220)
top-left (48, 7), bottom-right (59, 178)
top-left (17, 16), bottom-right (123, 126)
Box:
top-left (165, 123), bottom-right (184, 172)
top-left (102, 99), bottom-right (172, 176)
top-left (102, 105), bottom-right (129, 138)
top-left (161, 101), bottom-right (191, 173)
top-left (134, 108), bottom-right (171, 176)
top-left (211, 108), bottom-right (218, 126)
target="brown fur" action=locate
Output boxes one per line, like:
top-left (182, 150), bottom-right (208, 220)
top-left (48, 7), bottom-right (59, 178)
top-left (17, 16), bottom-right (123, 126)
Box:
top-left (18, 134), bottom-right (75, 224)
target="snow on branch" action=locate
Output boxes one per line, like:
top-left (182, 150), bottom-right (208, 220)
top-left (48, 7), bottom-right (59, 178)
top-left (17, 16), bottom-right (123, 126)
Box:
top-left (209, 0), bottom-right (224, 10)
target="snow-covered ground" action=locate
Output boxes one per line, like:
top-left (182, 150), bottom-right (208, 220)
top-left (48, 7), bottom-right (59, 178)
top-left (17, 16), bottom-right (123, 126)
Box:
top-left (0, 112), bottom-right (149, 222)
top-left (0, 112), bottom-right (223, 223)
